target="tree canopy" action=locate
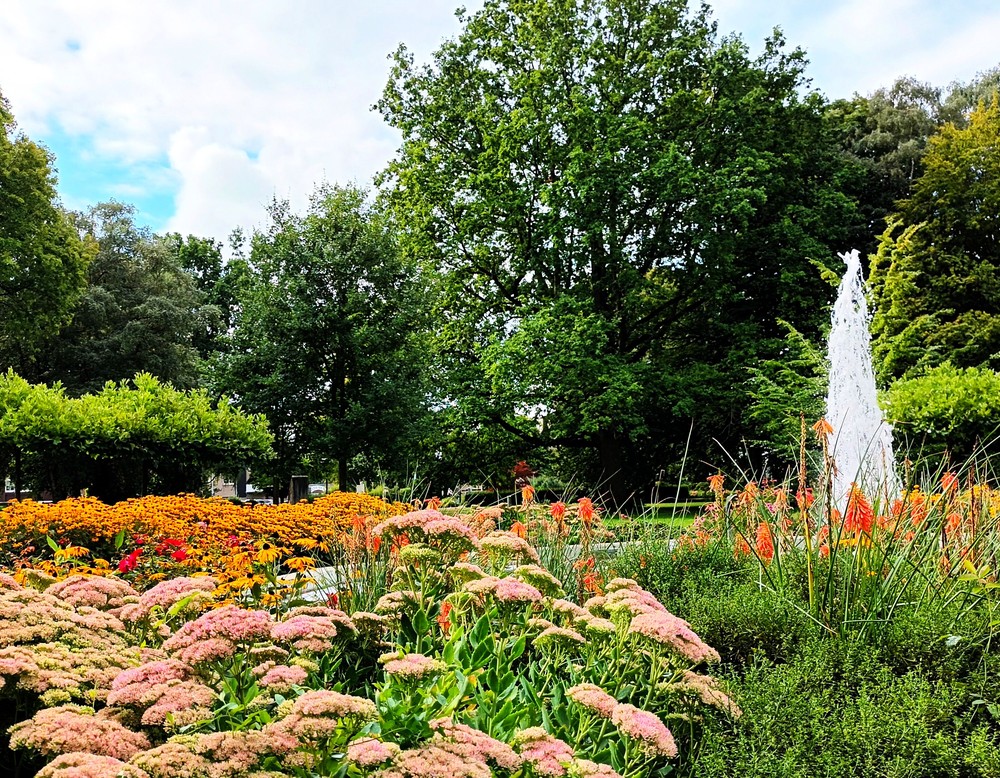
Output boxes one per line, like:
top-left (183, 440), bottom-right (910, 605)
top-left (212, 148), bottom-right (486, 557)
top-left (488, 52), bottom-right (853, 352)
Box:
top-left (379, 0), bottom-right (855, 501)
top-left (30, 202), bottom-right (216, 395)
top-left (0, 92), bottom-right (91, 370)
top-left (870, 99), bottom-right (1000, 382)
top-left (212, 184), bottom-right (429, 497)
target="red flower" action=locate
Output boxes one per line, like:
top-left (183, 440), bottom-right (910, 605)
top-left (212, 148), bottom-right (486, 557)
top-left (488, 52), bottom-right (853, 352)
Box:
top-left (118, 548), bottom-right (141, 573)
top-left (437, 602), bottom-right (453, 635)
top-left (171, 549), bottom-right (188, 562)
top-left (755, 522), bottom-right (775, 563)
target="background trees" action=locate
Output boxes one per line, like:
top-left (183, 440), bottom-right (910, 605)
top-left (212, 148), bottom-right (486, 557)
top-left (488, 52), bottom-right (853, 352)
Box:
top-left (870, 99), bottom-right (1000, 383)
top-left (30, 202), bottom-right (216, 395)
top-left (0, 92), bottom-right (91, 373)
top-left (213, 184), bottom-right (429, 498)
top-left (379, 0), bottom-right (854, 501)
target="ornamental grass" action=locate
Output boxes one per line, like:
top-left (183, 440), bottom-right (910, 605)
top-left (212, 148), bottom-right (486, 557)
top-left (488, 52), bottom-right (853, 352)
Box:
top-left (682, 418), bottom-right (1000, 642)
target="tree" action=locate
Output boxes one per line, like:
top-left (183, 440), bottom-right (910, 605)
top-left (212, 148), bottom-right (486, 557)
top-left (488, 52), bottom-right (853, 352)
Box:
top-left (0, 92), bottom-right (91, 370)
top-left (870, 99), bottom-right (1000, 382)
top-left (164, 232), bottom-right (245, 360)
top-left (825, 77), bottom-right (947, 254)
top-left (378, 0), bottom-right (855, 502)
top-left (213, 184), bottom-right (429, 498)
top-left (31, 202), bottom-right (215, 395)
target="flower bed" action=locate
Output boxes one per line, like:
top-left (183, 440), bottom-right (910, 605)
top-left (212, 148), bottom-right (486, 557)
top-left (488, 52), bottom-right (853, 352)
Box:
top-left (0, 506), bottom-right (736, 778)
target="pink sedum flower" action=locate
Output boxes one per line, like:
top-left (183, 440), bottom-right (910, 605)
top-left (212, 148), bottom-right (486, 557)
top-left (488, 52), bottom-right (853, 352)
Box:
top-left (380, 652), bottom-right (448, 679)
top-left (35, 752), bottom-right (149, 778)
top-left (610, 704), bottom-right (678, 758)
top-left (566, 683), bottom-right (618, 718)
top-left (514, 728), bottom-right (575, 777)
top-left (346, 738), bottom-right (400, 767)
top-left (628, 611), bottom-right (720, 665)
top-left (9, 705), bottom-right (150, 761)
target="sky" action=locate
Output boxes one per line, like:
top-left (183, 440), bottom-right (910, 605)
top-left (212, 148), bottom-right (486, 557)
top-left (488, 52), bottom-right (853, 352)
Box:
top-left (1, 0), bottom-right (998, 246)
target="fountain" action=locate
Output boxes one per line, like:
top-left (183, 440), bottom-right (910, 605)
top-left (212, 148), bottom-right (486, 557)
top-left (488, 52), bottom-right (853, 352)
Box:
top-left (825, 249), bottom-right (899, 508)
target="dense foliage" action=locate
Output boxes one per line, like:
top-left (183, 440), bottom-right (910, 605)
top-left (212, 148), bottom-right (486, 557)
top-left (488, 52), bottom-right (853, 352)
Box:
top-left (0, 372), bottom-right (271, 501)
top-left (212, 185), bottom-right (429, 496)
top-left (379, 0), bottom-right (856, 501)
top-left (871, 100), bottom-right (1000, 383)
top-left (0, 91), bottom-right (92, 371)
top-left (27, 203), bottom-right (216, 395)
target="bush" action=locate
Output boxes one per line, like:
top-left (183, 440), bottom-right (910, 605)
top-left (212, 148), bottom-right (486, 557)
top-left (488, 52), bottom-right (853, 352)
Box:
top-left (693, 640), bottom-right (977, 778)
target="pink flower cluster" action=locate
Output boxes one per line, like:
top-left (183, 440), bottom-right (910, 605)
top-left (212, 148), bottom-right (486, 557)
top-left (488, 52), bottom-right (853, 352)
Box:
top-left (35, 752), bottom-right (149, 778)
top-left (566, 683), bottom-right (618, 718)
top-left (675, 670), bottom-right (742, 717)
top-left (270, 613), bottom-right (340, 653)
top-left (272, 689), bottom-right (378, 741)
top-left (610, 704), bottom-right (678, 758)
top-left (123, 576), bottom-right (218, 620)
top-left (8, 705), bottom-right (151, 761)
top-left (107, 659), bottom-right (214, 726)
top-left (47, 575), bottom-right (140, 614)
top-left (129, 726), bottom-right (299, 778)
top-left (572, 758), bottom-right (624, 778)
top-left (0, 586), bottom-right (140, 702)
top-left (373, 509), bottom-right (482, 557)
top-left (347, 738), bottom-right (400, 767)
top-left (162, 605), bottom-right (273, 665)
top-left (380, 652), bottom-right (449, 679)
top-left (513, 728), bottom-right (576, 777)
top-left (533, 625), bottom-right (588, 649)
top-left (258, 663), bottom-right (308, 693)
top-left (463, 576), bottom-right (544, 604)
top-left (628, 611), bottom-right (720, 665)
top-left (429, 718), bottom-right (522, 771)
top-left (479, 531), bottom-right (541, 564)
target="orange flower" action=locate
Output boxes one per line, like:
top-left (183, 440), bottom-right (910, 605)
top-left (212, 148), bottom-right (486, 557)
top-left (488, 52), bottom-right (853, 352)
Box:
top-left (795, 487), bottom-right (815, 510)
top-left (577, 498), bottom-right (596, 527)
top-left (812, 418), bottom-right (835, 439)
top-left (437, 602), bottom-right (453, 635)
top-left (521, 485), bottom-right (535, 505)
top-left (550, 501), bottom-right (567, 522)
top-left (843, 484), bottom-right (873, 535)
top-left (707, 474), bottom-right (725, 494)
top-left (755, 522), bottom-right (775, 563)
top-left (510, 520), bottom-right (528, 540)
top-left (941, 472), bottom-right (959, 493)
top-left (426, 496), bottom-right (442, 511)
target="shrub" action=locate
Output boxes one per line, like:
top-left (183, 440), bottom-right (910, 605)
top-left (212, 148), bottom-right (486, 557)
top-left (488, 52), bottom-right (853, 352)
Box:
top-left (693, 641), bottom-right (975, 778)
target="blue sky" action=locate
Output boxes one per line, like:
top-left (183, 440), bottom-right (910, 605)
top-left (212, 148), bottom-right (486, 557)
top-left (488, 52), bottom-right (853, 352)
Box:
top-left (1, 0), bottom-right (998, 245)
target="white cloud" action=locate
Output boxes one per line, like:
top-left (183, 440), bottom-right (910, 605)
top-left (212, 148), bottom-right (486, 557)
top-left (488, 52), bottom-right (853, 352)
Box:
top-left (0, 0), bottom-right (477, 241)
top-left (0, 0), bottom-right (997, 244)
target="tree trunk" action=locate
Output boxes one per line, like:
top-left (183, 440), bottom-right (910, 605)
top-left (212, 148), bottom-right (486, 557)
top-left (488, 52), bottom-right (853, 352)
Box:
top-left (13, 448), bottom-right (23, 501)
top-left (338, 456), bottom-right (349, 493)
top-left (596, 430), bottom-right (628, 509)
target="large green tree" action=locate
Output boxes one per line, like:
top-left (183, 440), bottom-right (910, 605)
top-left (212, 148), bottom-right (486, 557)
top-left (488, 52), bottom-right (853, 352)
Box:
top-left (214, 184), bottom-right (429, 498)
top-left (31, 202), bottom-right (215, 395)
top-left (379, 0), bottom-right (855, 501)
top-left (0, 92), bottom-right (91, 369)
top-left (870, 99), bottom-right (1000, 383)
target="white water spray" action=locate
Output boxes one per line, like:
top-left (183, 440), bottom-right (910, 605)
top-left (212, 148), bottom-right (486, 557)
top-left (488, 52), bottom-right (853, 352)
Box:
top-left (825, 249), bottom-right (899, 507)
